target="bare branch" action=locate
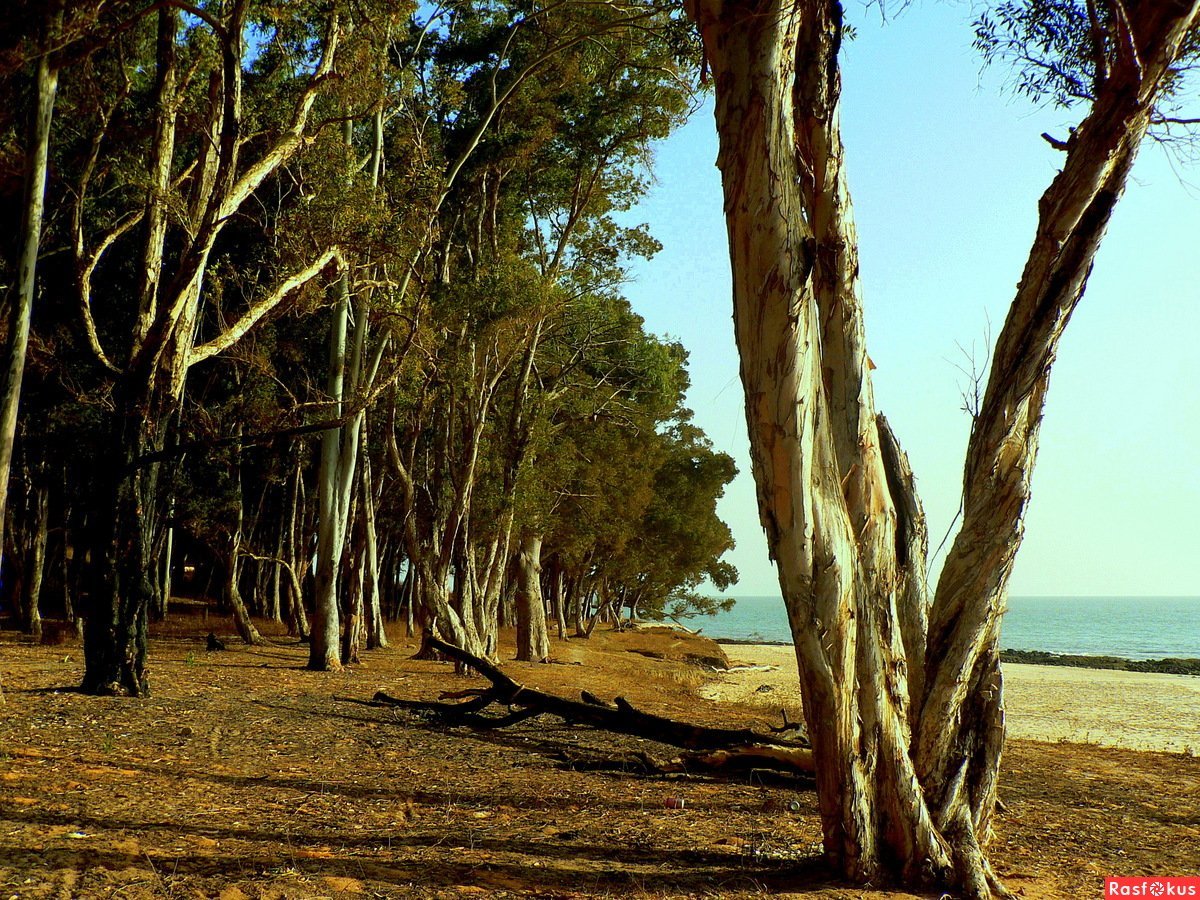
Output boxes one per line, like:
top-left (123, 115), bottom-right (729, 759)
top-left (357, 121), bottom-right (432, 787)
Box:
top-left (188, 247), bottom-right (344, 366)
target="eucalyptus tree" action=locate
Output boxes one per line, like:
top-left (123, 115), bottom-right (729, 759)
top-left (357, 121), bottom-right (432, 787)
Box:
top-left (304, 0), bottom-right (682, 667)
top-left (529, 294), bottom-right (698, 626)
top-left (39, 0), bottom-right (396, 695)
top-left (684, 0), bottom-right (1200, 894)
top-left (0, 2), bottom-right (62, 574)
top-left (375, 0), bottom-right (699, 661)
top-left (613, 422), bottom-right (738, 624)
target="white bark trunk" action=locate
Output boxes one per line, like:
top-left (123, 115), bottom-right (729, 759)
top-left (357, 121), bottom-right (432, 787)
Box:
top-left (310, 269), bottom-right (353, 670)
top-left (515, 533), bottom-right (550, 663)
top-left (686, 0), bottom-right (1200, 895)
top-left (0, 3), bottom-right (60, 565)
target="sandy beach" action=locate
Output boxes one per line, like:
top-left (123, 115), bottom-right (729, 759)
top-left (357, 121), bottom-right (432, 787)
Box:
top-left (703, 642), bottom-right (1200, 753)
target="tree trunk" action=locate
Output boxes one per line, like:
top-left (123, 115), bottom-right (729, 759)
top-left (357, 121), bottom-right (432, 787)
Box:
top-left (514, 533), bottom-right (550, 663)
top-left (571, 577), bottom-right (588, 637)
top-left (23, 478), bottom-right (48, 644)
top-left (549, 560), bottom-right (567, 640)
top-left (401, 562), bottom-right (415, 636)
top-left (310, 267), bottom-right (354, 671)
top-left (340, 492), bottom-right (364, 665)
top-left (268, 502), bottom-right (285, 623)
top-left (362, 453), bottom-right (388, 649)
top-left (159, 518), bottom-right (174, 620)
top-left (82, 409), bottom-right (159, 696)
top-left (687, 0), bottom-right (1200, 895)
top-left (225, 539), bottom-right (263, 646)
top-left (283, 451), bottom-right (306, 638)
top-left (227, 435), bottom-right (264, 646)
top-left (0, 2), bottom-right (60, 565)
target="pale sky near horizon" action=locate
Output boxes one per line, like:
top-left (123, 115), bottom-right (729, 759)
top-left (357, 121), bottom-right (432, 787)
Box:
top-left (621, 3), bottom-right (1200, 598)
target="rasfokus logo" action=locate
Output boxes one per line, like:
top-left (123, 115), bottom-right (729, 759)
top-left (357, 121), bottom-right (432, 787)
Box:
top-left (1106, 878), bottom-right (1200, 897)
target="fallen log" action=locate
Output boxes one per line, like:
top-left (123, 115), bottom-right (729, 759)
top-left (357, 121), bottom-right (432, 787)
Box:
top-left (370, 636), bottom-right (814, 777)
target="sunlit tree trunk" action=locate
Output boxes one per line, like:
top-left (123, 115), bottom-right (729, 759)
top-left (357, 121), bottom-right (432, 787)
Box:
top-left (159, 513), bottom-right (174, 620)
top-left (310, 271), bottom-right (352, 670)
top-left (362, 449), bottom-right (388, 649)
top-left (515, 533), bottom-right (550, 662)
top-left (686, 0), bottom-right (1200, 895)
top-left (227, 435), bottom-right (264, 646)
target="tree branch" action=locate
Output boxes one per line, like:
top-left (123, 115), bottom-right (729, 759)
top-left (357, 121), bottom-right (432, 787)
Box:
top-left (188, 247), bottom-right (343, 365)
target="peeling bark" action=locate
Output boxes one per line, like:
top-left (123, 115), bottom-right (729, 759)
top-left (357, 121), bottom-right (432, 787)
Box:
top-left (685, 0), bottom-right (1199, 894)
top-left (515, 533), bottom-right (550, 662)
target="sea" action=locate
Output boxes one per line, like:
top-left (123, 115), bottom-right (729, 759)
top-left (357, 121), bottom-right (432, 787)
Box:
top-left (695, 595), bottom-right (1200, 661)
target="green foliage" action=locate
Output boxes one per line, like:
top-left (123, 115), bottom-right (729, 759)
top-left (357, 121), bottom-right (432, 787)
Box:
top-left (974, 2), bottom-right (1200, 112)
top-left (8, 0), bottom-right (729, 657)
top-left (974, 1), bottom-right (1099, 107)
top-left (662, 591), bottom-right (736, 625)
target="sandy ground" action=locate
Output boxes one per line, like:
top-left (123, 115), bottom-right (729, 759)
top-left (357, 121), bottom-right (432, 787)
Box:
top-left (702, 643), bottom-right (1200, 753)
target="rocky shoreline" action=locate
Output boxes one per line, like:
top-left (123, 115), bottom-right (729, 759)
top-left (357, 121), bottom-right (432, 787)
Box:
top-left (998, 648), bottom-right (1200, 676)
top-left (714, 638), bottom-right (1200, 676)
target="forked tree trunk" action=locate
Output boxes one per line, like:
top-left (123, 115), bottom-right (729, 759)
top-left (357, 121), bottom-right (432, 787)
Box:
top-left (70, 5), bottom-right (341, 692)
top-left (686, 0), bottom-right (1200, 895)
top-left (225, 539), bottom-right (264, 646)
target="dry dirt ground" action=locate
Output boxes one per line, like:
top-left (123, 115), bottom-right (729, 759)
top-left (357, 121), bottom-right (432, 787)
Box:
top-left (2, 615), bottom-right (1198, 899)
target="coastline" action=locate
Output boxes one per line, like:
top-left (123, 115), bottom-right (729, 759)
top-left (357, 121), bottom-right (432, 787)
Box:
top-left (712, 637), bottom-right (1200, 675)
top-left (705, 642), bottom-right (1200, 753)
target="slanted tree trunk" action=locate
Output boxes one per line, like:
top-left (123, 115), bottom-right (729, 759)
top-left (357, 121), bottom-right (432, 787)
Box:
top-left (515, 533), bottom-right (550, 662)
top-left (0, 2), bottom-right (60, 564)
top-left (686, 0), bottom-right (1199, 895)
top-left (225, 536), bottom-right (263, 646)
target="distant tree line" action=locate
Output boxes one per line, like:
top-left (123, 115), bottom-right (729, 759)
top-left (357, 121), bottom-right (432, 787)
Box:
top-left (0, 0), bottom-right (737, 695)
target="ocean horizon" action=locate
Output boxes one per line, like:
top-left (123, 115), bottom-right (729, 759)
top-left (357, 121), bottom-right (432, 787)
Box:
top-left (691, 595), bottom-right (1200, 661)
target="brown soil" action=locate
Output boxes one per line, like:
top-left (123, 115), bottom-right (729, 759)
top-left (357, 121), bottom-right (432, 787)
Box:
top-left (2, 615), bottom-right (1197, 899)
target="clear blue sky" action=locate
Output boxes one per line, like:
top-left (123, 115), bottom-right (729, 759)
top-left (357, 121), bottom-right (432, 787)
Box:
top-left (621, 3), bottom-right (1200, 598)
